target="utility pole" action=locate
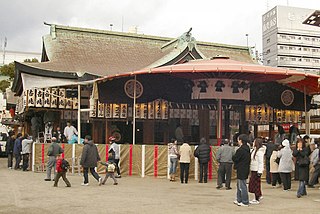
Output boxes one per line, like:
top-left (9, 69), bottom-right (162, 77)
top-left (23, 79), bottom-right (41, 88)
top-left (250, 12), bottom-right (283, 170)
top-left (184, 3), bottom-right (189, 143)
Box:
top-left (2, 37), bottom-right (7, 65)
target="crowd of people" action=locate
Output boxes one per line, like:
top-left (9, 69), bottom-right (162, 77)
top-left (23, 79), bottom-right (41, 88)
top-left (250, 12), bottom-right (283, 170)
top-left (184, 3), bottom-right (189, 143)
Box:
top-left (167, 131), bottom-right (320, 207)
top-left (4, 124), bottom-right (320, 205)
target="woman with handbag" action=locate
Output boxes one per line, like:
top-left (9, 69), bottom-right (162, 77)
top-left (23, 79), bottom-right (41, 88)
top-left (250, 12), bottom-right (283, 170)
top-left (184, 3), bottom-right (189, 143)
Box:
top-left (168, 139), bottom-right (179, 181)
top-left (270, 145), bottom-right (282, 188)
top-left (293, 138), bottom-right (310, 198)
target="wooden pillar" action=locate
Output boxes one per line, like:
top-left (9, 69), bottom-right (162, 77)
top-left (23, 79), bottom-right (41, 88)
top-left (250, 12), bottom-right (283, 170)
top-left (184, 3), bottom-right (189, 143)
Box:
top-left (225, 109), bottom-right (230, 140)
top-left (239, 105), bottom-right (248, 134)
top-left (216, 100), bottom-right (223, 145)
top-left (199, 108), bottom-right (209, 143)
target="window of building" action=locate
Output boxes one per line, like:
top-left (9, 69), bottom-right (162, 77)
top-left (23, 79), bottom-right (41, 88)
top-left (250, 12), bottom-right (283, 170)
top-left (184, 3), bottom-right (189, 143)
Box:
top-left (280, 35), bottom-right (286, 39)
top-left (314, 59), bottom-right (319, 63)
top-left (266, 49), bottom-right (270, 54)
top-left (279, 46), bottom-right (284, 50)
top-left (289, 36), bottom-right (295, 39)
top-left (289, 47), bottom-right (294, 50)
top-left (267, 60), bottom-right (271, 64)
top-left (279, 57), bottom-right (285, 61)
top-left (305, 59), bottom-right (311, 62)
top-left (267, 38), bottom-right (270, 43)
top-left (291, 58), bottom-right (296, 61)
top-left (298, 37), bottom-right (302, 40)
top-left (304, 37), bottom-right (310, 41)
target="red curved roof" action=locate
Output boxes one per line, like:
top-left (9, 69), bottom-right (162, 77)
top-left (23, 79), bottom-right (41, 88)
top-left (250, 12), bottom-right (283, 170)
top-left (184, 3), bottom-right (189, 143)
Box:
top-left (97, 57), bottom-right (320, 95)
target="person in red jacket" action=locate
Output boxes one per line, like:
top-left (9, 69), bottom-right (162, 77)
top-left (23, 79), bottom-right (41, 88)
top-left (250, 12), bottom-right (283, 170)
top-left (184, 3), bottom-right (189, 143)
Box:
top-left (53, 154), bottom-right (71, 187)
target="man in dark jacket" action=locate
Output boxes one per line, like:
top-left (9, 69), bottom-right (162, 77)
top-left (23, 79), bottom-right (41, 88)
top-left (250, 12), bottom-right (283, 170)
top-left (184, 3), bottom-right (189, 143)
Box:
top-left (232, 134), bottom-right (251, 207)
top-left (194, 137), bottom-right (211, 183)
top-left (44, 137), bottom-right (64, 181)
top-left (265, 139), bottom-right (276, 184)
top-left (13, 133), bottom-right (23, 170)
top-left (80, 135), bottom-right (102, 186)
top-left (5, 131), bottom-right (15, 169)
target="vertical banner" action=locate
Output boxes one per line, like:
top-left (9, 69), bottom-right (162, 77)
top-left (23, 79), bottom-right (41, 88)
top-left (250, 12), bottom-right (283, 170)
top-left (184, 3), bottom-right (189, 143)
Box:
top-left (141, 103), bottom-right (147, 119)
top-left (209, 110), bottom-right (216, 120)
top-left (128, 106), bottom-right (133, 118)
top-left (97, 101), bottom-right (105, 118)
top-left (148, 102), bottom-right (154, 119)
top-left (276, 109), bottom-right (282, 123)
top-left (43, 88), bottom-right (51, 108)
top-left (173, 109), bottom-right (180, 118)
top-left (120, 104), bottom-right (128, 118)
top-left (192, 109), bottom-right (198, 119)
top-left (154, 145), bottom-right (158, 177)
top-left (169, 109), bottom-right (174, 119)
top-left (105, 103), bottom-right (112, 118)
top-left (36, 88), bottom-right (44, 107)
top-left (58, 88), bottom-right (66, 109)
top-left (27, 89), bottom-right (35, 107)
top-left (23, 91), bottom-right (27, 109)
top-left (65, 97), bottom-right (72, 109)
top-left (89, 98), bottom-right (97, 118)
top-left (72, 98), bottom-right (78, 109)
top-left (187, 109), bottom-right (193, 119)
top-left (155, 100), bottom-right (161, 119)
top-left (161, 100), bottom-right (169, 119)
top-left (180, 109), bottom-right (187, 119)
top-left (51, 88), bottom-right (58, 108)
top-left (112, 104), bottom-right (120, 118)
top-left (257, 105), bottom-right (262, 123)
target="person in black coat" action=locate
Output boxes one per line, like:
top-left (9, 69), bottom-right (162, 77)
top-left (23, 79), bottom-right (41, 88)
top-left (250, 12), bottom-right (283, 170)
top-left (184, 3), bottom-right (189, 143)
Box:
top-left (5, 131), bottom-right (15, 169)
top-left (194, 137), bottom-right (211, 183)
top-left (232, 134), bottom-right (251, 206)
top-left (80, 135), bottom-right (102, 186)
top-left (293, 138), bottom-right (309, 198)
top-left (265, 139), bottom-right (277, 184)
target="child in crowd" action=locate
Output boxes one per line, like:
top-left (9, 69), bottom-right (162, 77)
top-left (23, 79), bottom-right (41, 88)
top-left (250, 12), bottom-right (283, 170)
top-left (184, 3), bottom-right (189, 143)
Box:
top-left (100, 149), bottom-right (118, 185)
top-left (53, 154), bottom-right (71, 187)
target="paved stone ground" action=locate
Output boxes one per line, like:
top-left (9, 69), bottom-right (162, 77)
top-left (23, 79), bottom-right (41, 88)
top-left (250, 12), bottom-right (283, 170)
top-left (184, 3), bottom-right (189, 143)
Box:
top-left (0, 158), bottom-right (319, 214)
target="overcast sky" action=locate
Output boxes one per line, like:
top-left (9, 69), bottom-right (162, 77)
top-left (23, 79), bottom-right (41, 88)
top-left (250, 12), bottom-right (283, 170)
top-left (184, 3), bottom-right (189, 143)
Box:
top-left (0, 0), bottom-right (319, 54)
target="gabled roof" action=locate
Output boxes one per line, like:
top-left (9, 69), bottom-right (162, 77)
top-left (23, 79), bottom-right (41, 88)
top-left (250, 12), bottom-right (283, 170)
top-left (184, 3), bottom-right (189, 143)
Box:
top-left (12, 23), bottom-right (254, 94)
top-left (39, 23), bottom-right (254, 76)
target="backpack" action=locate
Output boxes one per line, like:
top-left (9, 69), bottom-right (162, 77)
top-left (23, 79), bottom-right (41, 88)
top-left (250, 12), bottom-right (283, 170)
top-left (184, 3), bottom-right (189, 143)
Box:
top-left (61, 159), bottom-right (70, 171)
top-left (107, 163), bottom-right (116, 173)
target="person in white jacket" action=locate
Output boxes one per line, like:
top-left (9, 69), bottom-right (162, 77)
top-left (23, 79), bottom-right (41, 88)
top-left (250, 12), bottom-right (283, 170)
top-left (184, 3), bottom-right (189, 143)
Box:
top-left (21, 134), bottom-right (33, 171)
top-left (270, 146), bottom-right (282, 188)
top-left (278, 139), bottom-right (294, 191)
top-left (248, 137), bottom-right (266, 205)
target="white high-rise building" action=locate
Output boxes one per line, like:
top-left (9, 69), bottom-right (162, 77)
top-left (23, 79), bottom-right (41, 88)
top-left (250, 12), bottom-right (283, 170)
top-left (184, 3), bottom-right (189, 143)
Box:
top-left (262, 5), bottom-right (320, 74)
top-left (262, 5), bottom-right (320, 133)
